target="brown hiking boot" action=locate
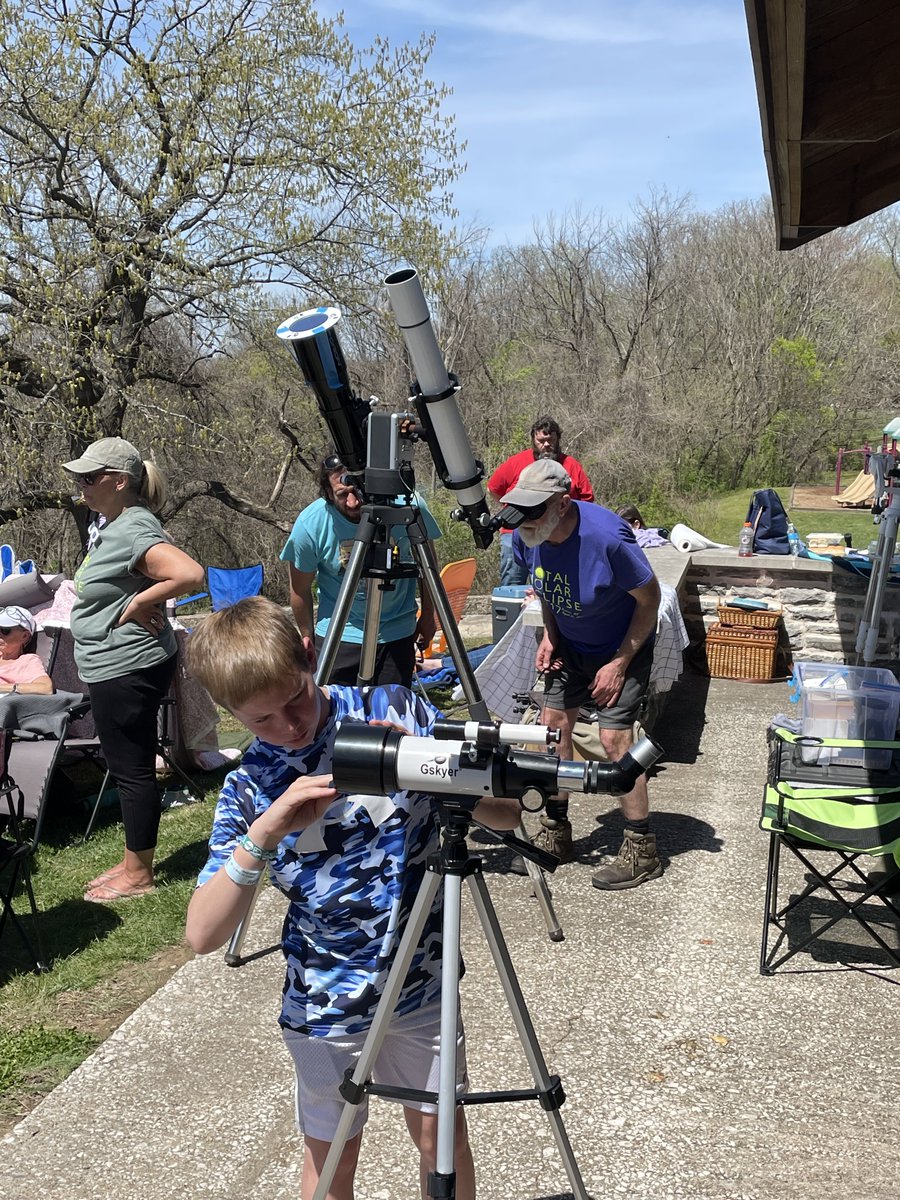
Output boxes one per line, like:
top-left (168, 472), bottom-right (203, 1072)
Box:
top-left (531, 815), bottom-right (574, 863)
top-left (508, 815), bottom-right (574, 874)
top-left (591, 828), bottom-right (662, 890)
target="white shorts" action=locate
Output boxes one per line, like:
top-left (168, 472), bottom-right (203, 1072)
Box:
top-left (282, 1000), bottom-right (468, 1142)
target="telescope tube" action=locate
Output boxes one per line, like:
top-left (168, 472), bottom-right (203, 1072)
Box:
top-left (384, 268), bottom-right (494, 548)
top-left (331, 724), bottom-right (662, 808)
top-left (276, 307), bottom-right (371, 474)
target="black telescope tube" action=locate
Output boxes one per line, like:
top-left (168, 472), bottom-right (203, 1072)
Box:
top-left (331, 724), bottom-right (401, 795)
top-left (276, 309), bottom-right (370, 474)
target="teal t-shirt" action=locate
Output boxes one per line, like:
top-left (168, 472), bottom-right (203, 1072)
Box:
top-left (71, 507), bottom-right (177, 682)
top-left (279, 494), bottom-right (441, 645)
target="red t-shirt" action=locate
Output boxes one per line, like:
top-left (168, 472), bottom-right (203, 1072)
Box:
top-left (487, 449), bottom-right (595, 533)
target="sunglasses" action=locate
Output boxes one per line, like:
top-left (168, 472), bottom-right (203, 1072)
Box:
top-left (0, 627), bottom-right (20, 636)
top-left (322, 454), bottom-right (345, 473)
top-left (72, 470), bottom-right (111, 486)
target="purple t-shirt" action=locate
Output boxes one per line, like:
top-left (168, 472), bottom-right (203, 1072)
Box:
top-left (513, 503), bottom-right (655, 658)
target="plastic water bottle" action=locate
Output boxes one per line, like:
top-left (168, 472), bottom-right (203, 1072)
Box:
top-left (738, 522), bottom-right (754, 557)
top-left (787, 522), bottom-right (802, 556)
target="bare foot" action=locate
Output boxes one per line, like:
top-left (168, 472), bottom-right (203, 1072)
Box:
top-left (87, 861), bottom-right (127, 889)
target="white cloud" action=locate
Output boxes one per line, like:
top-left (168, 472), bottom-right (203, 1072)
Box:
top-left (367, 0), bottom-right (743, 47)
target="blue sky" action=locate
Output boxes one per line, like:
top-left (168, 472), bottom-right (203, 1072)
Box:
top-left (321, 0), bottom-right (769, 245)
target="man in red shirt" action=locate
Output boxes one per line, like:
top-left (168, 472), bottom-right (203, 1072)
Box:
top-left (487, 415), bottom-right (594, 586)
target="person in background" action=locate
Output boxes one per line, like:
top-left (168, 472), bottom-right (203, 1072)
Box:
top-left (185, 597), bottom-right (520, 1200)
top-left (616, 504), bottom-right (670, 550)
top-left (281, 453), bottom-right (441, 688)
top-left (62, 437), bottom-right (205, 903)
top-left (0, 606), bottom-right (53, 695)
top-left (487, 415), bottom-right (594, 587)
top-left (504, 459), bottom-right (663, 891)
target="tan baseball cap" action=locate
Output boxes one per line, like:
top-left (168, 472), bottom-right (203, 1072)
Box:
top-left (63, 437), bottom-right (144, 479)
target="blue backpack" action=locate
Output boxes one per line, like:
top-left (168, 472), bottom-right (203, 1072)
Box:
top-left (745, 489), bottom-right (790, 555)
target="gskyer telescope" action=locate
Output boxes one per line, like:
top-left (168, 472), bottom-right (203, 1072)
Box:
top-left (332, 720), bottom-right (663, 813)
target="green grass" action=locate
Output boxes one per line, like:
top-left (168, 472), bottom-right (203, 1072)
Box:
top-left (677, 486), bottom-right (882, 549)
top-left (0, 771), bottom-right (222, 1126)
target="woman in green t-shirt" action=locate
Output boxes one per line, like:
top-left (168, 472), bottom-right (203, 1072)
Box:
top-left (62, 437), bottom-right (205, 902)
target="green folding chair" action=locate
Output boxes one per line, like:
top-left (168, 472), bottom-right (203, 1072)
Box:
top-left (760, 727), bottom-right (900, 974)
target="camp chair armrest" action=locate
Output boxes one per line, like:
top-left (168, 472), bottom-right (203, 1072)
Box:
top-left (175, 591), bottom-right (209, 607)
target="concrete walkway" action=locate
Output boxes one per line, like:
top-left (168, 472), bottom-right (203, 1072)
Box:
top-left (1, 671), bottom-right (898, 1200)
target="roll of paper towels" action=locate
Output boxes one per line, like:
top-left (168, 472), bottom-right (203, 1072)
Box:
top-left (670, 523), bottom-right (730, 553)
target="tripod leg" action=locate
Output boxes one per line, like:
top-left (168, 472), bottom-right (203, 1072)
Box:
top-left (466, 871), bottom-right (591, 1200)
top-left (433, 872), bottom-right (464, 1194)
top-left (312, 869), bottom-right (444, 1200)
top-left (518, 822), bottom-right (564, 942)
top-left (223, 872), bottom-right (268, 966)
top-left (315, 532), bottom-right (374, 685)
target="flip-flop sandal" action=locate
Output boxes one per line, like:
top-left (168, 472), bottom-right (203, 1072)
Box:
top-left (84, 882), bottom-right (156, 903)
top-left (87, 865), bottom-right (127, 889)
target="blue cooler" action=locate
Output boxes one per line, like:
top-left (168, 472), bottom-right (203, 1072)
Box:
top-left (491, 585), bottom-right (529, 643)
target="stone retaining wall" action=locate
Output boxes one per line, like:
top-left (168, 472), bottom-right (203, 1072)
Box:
top-left (682, 555), bottom-right (899, 665)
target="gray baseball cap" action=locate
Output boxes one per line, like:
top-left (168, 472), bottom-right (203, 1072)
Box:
top-left (500, 458), bottom-right (571, 508)
top-left (62, 437), bottom-right (144, 479)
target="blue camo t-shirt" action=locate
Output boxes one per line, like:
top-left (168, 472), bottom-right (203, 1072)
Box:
top-left (196, 684), bottom-right (443, 1037)
top-left (279, 494), bottom-right (441, 645)
top-left (513, 502), bottom-right (655, 658)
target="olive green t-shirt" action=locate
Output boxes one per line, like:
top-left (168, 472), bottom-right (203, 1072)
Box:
top-left (71, 507), bottom-right (177, 683)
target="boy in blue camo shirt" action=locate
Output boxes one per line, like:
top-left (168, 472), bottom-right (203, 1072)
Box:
top-left (185, 596), bottom-right (518, 1200)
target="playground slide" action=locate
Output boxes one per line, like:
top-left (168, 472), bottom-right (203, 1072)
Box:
top-left (833, 469), bottom-right (875, 506)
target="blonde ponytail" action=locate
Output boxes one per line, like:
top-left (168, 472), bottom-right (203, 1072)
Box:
top-left (138, 460), bottom-right (167, 512)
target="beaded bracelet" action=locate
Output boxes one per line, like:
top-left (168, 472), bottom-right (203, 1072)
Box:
top-left (238, 833), bottom-right (278, 862)
top-left (224, 853), bottom-right (263, 888)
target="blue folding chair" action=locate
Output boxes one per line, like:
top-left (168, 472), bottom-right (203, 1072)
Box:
top-left (176, 564), bottom-right (264, 613)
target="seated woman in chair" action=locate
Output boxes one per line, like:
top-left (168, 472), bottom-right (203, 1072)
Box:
top-left (0, 605), bottom-right (53, 695)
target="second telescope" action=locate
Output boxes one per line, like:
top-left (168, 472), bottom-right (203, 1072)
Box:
top-left (332, 723), bottom-right (663, 812)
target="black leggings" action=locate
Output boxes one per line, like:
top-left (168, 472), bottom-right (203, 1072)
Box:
top-left (88, 655), bottom-right (177, 853)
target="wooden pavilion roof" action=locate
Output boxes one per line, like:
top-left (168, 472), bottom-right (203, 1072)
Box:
top-left (744, 1), bottom-right (900, 249)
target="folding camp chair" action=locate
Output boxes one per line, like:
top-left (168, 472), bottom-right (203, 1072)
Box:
top-left (176, 563), bottom-right (264, 614)
top-left (760, 726), bottom-right (900, 974)
top-left (0, 716), bottom-right (68, 973)
top-left (425, 558), bottom-right (477, 656)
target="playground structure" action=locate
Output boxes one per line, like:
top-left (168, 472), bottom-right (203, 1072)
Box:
top-left (832, 418), bottom-right (900, 507)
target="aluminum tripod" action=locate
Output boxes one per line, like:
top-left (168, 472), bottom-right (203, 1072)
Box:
top-left (311, 804), bottom-right (590, 1200)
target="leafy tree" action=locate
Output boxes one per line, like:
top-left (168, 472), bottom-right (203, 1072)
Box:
top-left (0, 0), bottom-right (459, 551)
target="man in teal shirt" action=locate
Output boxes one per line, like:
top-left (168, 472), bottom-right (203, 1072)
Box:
top-left (280, 455), bottom-right (441, 686)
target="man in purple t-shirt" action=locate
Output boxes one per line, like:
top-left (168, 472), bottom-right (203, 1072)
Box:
top-left (504, 459), bottom-right (663, 890)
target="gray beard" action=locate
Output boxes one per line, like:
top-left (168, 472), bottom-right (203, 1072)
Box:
top-left (518, 507), bottom-right (562, 546)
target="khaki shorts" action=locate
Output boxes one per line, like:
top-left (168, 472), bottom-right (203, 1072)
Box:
top-left (282, 1000), bottom-right (467, 1142)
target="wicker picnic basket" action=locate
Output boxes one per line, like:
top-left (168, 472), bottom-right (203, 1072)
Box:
top-left (716, 603), bottom-right (782, 630)
top-left (703, 622), bottom-right (779, 681)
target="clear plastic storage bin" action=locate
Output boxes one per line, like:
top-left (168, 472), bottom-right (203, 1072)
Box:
top-left (789, 661), bottom-right (900, 770)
